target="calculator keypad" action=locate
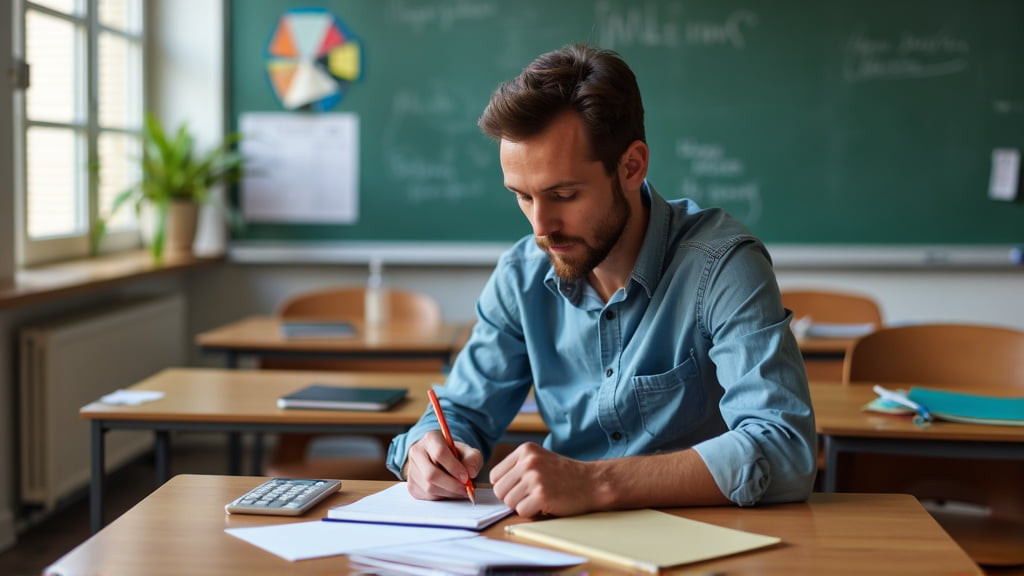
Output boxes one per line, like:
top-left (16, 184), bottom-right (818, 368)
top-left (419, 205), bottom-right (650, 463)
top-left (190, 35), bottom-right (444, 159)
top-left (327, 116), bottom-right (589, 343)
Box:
top-left (225, 478), bottom-right (342, 516)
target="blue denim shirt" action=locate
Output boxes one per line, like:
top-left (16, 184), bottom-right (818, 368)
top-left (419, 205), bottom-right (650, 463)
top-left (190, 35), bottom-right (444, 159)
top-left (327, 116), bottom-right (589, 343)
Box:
top-left (388, 183), bottom-right (817, 505)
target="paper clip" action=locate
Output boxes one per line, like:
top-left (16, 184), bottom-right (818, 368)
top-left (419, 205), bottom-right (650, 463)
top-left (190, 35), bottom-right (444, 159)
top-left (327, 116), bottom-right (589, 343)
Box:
top-left (872, 385), bottom-right (933, 428)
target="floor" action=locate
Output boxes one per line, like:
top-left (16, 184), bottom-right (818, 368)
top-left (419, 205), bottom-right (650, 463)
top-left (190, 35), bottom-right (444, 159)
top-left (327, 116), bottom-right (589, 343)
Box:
top-left (0, 434), bottom-right (236, 576)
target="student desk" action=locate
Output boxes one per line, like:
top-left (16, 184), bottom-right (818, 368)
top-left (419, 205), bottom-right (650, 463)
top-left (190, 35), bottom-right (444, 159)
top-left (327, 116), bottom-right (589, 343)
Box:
top-left (195, 315), bottom-right (467, 368)
top-left (809, 382), bottom-right (1024, 492)
top-left (796, 336), bottom-right (856, 381)
top-left (46, 474), bottom-right (981, 576)
top-left (79, 368), bottom-right (547, 533)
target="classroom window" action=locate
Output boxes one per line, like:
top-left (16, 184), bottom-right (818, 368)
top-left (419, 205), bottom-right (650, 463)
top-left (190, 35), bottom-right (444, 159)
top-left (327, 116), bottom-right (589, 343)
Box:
top-left (17, 0), bottom-right (146, 265)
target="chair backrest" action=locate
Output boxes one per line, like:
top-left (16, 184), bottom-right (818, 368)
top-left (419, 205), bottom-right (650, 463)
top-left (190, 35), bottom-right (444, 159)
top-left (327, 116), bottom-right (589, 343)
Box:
top-left (843, 323), bottom-right (1024, 389)
top-left (781, 289), bottom-right (883, 326)
top-left (277, 286), bottom-right (442, 327)
top-left (269, 286), bottom-right (444, 372)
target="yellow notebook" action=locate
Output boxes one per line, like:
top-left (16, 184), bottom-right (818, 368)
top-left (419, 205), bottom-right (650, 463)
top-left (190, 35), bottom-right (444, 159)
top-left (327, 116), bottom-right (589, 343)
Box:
top-left (505, 509), bottom-right (780, 573)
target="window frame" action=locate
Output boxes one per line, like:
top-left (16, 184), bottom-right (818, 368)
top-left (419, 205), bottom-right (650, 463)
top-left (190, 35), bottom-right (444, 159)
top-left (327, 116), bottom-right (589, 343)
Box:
top-left (15, 0), bottom-right (147, 266)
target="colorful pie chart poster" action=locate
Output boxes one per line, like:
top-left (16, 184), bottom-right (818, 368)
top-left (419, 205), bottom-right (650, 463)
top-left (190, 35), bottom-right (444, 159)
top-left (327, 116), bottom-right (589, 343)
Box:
top-left (265, 8), bottom-right (363, 111)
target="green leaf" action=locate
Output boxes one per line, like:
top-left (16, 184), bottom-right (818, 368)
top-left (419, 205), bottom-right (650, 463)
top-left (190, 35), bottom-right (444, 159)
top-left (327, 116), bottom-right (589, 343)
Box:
top-left (93, 112), bottom-right (244, 261)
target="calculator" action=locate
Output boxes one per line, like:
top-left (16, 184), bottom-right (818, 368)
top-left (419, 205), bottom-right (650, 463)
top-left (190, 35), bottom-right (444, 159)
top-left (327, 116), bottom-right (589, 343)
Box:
top-left (224, 478), bottom-right (342, 516)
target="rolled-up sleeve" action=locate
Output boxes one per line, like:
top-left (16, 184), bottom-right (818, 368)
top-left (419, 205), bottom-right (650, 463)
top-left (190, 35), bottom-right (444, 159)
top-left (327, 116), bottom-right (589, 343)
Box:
top-left (695, 242), bottom-right (817, 505)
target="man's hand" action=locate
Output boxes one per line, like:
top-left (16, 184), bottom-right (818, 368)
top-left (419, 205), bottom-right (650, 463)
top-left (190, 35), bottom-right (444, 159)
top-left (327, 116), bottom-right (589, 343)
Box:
top-left (489, 442), bottom-right (605, 517)
top-left (404, 430), bottom-right (483, 501)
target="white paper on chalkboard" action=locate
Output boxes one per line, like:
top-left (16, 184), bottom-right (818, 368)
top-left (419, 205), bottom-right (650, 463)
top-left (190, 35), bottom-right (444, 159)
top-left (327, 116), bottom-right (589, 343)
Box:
top-left (989, 148), bottom-right (1021, 201)
top-left (240, 112), bottom-right (360, 223)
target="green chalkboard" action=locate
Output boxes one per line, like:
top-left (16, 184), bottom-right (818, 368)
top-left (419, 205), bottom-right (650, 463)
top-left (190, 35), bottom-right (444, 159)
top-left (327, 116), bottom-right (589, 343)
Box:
top-left (228, 0), bottom-right (1024, 252)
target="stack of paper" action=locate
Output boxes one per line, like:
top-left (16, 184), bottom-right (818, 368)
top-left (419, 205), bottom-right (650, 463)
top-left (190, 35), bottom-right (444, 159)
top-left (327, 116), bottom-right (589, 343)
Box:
top-left (349, 535), bottom-right (586, 576)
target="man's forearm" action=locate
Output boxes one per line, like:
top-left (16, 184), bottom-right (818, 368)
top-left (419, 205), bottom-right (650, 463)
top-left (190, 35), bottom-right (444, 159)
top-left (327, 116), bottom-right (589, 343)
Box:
top-left (586, 448), bottom-right (730, 510)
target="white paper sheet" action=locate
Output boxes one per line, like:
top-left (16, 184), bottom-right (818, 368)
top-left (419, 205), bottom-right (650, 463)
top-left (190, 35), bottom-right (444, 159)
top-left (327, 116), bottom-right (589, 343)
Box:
top-left (225, 519), bottom-right (474, 561)
top-left (99, 389), bottom-right (165, 405)
top-left (349, 535), bottom-right (587, 576)
top-left (326, 483), bottom-right (513, 530)
top-left (239, 112), bottom-right (359, 224)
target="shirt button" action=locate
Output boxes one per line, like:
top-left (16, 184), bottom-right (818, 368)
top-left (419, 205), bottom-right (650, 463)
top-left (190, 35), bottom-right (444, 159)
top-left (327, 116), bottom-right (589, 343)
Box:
top-left (611, 432), bottom-right (622, 441)
top-left (605, 368), bottom-right (614, 377)
top-left (605, 310), bottom-right (615, 320)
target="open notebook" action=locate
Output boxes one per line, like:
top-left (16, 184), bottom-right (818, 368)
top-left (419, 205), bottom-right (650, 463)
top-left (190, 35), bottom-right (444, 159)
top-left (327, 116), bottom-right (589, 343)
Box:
top-left (326, 482), bottom-right (513, 530)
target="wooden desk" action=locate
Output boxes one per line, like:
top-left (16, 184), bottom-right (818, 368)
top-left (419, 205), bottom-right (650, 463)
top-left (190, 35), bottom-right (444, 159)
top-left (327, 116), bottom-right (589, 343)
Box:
top-left (79, 368), bottom-right (547, 532)
top-left (196, 315), bottom-right (465, 368)
top-left (810, 382), bottom-right (1024, 492)
top-left (796, 336), bottom-right (856, 381)
top-left (46, 474), bottom-right (981, 576)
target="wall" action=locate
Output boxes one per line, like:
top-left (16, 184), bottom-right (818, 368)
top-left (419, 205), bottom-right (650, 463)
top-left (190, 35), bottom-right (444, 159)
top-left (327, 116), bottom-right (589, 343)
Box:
top-left (0, 0), bottom-right (226, 552)
top-left (0, 2), bottom-right (13, 287)
top-left (149, 0), bottom-right (228, 256)
top-left (0, 0), bottom-right (16, 551)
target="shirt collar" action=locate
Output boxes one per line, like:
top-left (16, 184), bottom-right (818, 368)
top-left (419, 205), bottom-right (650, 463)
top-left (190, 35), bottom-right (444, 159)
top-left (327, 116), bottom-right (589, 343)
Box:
top-left (543, 180), bottom-right (670, 305)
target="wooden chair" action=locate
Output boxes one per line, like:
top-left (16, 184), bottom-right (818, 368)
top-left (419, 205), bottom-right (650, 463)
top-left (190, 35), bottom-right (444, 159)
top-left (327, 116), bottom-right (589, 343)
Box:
top-left (781, 289), bottom-right (882, 382)
top-left (264, 286), bottom-right (444, 481)
top-left (841, 323), bottom-right (1024, 568)
top-left (781, 289), bottom-right (884, 327)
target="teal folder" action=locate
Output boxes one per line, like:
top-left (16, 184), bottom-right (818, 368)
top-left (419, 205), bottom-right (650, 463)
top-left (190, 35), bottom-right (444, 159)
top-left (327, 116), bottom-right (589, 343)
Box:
top-left (907, 388), bottom-right (1024, 426)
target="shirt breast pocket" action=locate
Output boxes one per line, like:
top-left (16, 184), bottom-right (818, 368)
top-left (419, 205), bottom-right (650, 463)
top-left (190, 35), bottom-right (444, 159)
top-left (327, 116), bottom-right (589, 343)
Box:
top-left (630, 352), bottom-right (706, 441)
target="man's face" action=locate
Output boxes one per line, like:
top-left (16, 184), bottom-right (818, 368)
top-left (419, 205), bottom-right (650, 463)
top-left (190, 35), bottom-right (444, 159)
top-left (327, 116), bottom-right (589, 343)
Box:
top-left (499, 113), bottom-right (630, 280)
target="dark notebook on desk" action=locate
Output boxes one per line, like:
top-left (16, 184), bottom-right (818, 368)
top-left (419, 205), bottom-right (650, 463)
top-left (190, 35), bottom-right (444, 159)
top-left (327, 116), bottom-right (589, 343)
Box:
top-left (277, 385), bottom-right (407, 411)
top-left (279, 321), bottom-right (356, 339)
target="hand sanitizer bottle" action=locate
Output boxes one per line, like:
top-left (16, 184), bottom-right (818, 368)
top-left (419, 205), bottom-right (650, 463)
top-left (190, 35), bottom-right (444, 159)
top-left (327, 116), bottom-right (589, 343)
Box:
top-left (365, 257), bottom-right (388, 326)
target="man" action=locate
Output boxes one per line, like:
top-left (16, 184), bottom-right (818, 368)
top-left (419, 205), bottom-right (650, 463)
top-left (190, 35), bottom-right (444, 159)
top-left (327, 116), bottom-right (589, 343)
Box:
top-left (387, 44), bottom-right (816, 518)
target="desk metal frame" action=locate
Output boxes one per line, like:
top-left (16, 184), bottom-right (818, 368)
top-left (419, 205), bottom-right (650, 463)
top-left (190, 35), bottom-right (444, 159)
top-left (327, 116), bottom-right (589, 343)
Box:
top-left (89, 419), bottom-right (409, 533)
top-left (821, 435), bottom-right (1024, 492)
top-left (205, 347), bottom-right (457, 369)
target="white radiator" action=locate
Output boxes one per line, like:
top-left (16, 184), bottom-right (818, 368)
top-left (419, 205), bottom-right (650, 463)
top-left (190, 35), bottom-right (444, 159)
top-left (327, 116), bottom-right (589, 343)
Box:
top-left (19, 294), bottom-right (186, 509)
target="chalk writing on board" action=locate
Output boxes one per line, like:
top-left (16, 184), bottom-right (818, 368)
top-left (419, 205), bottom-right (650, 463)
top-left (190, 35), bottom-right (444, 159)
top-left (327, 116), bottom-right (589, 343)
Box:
top-left (993, 100), bottom-right (1024, 115)
top-left (843, 29), bottom-right (969, 82)
top-left (596, 1), bottom-right (757, 50)
top-left (384, 86), bottom-right (489, 205)
top-left (684, 9), bottom-right (758, 49)
top-left (390, 0), bottom-right (498, 32)
top-left (596, 1), bottom-right (682, 48)
top-left (675, 138), bottom-right (761, 227)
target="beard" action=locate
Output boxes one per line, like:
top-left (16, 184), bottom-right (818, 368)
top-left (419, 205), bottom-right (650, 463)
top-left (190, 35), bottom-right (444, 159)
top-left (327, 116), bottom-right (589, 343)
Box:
top-left (535, 175), bottom-right (631, 280)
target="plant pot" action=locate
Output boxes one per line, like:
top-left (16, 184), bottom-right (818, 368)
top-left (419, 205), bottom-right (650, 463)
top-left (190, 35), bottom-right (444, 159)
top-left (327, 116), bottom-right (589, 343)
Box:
top-left (165, 201), bottom-right (199, 257)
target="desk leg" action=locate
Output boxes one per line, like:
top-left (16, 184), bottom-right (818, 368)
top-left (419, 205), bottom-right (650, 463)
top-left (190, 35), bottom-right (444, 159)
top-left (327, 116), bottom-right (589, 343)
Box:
top-left (250, 433), bottom-right (264, 476)
top-left (155, 430), bottom-right (171, 486)
top-left (90, 421), bottom-right (105, 534)
top-left (228, 433), bottom-right (242, 475)
top-left (823, 436), bottom-right (838, 493)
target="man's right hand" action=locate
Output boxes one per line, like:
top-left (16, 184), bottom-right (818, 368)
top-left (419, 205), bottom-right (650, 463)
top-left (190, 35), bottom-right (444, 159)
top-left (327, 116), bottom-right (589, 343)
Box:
top-left (403, 430), bottom-right (483, 501)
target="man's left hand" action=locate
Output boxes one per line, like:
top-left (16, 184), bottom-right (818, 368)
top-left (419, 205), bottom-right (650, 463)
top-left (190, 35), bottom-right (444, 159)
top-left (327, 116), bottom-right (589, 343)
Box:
top-left (488, 442), bottom-right (605, 517)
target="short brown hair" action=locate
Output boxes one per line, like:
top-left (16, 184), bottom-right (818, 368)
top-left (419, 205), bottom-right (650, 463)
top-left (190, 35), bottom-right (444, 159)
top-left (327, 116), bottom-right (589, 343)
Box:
top-left (478, 44), bottom-right (645, 175)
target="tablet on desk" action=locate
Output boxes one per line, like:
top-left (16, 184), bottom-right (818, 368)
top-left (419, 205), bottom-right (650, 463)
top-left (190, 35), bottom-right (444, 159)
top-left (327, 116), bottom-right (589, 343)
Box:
top-left (277, 385), bottom-right (407, 411)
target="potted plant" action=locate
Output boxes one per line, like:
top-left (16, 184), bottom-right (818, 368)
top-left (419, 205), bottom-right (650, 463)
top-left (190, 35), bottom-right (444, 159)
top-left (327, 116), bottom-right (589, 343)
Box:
top-left (93, 113), bottom-right (244, 262)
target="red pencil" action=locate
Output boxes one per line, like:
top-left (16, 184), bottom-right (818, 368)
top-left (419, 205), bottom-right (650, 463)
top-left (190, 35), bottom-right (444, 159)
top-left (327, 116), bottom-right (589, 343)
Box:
top-left (427, 388), bottom-right (476, 505)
